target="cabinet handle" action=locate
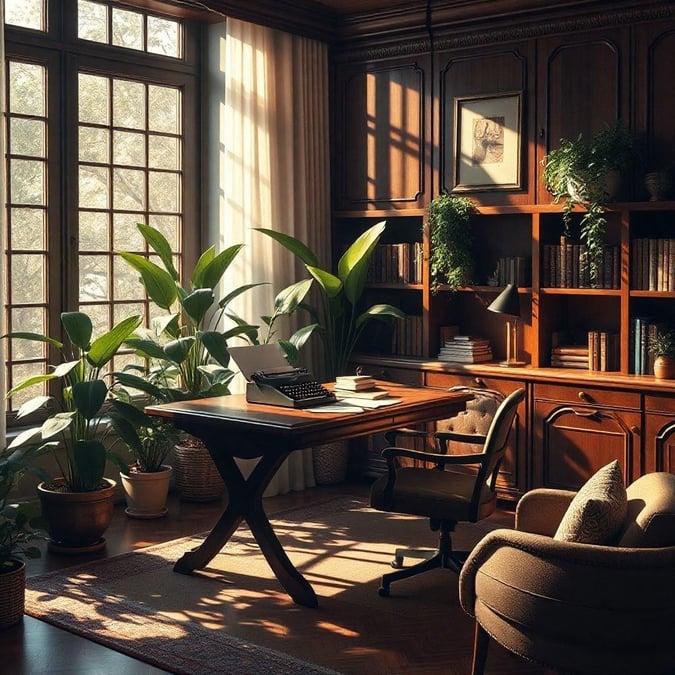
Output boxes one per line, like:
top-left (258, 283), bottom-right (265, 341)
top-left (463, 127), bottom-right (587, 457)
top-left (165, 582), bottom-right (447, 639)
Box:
top-left (630, 425), bottom-right (640, 435)
top-left (473, 377), bottom-right (486, 388)
top-left (578, 391), bottom-right (593, 403)
top-left (572, 408), bottom-right (600, 419)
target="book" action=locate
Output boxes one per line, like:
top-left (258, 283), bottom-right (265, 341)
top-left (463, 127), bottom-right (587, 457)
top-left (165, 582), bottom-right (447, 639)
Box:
top-left (334, 388), bottom-right (390, 400)
top-left (334, 375), bottom-right (377, 391)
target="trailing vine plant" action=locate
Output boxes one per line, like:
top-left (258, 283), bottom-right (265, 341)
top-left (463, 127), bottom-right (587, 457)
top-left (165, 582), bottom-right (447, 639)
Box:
top-left (426, 194), bottom-right (475, 292)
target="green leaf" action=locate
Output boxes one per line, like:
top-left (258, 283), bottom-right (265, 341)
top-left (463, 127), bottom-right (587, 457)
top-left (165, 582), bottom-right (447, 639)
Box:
top-left (219, 282), bottom-right (267, 310)
top-left (123, 338), bottom-right (168, 361)
top-left (200, 331), bottom-right (231, 367)
top-left (254, 228), bottom-right (319, 267)
top-left (72, 439), bottom-right (106, 491)
top-left (40, 412), bottom-right (75, 439)
top-left (182, 288), bottom-right (214, 325)
top-left (355, 304), bottom-right (406, 328)
top-left (53, 361), bottom-right (79, 378)
top-left (164, 337), bottom-right (195, 364)
top-left (273, 279), bottom-right (313, 315)
top-left (6, 373), bottom-right (58, 399)
top-left (307, 266), bottom-right (342, 299)
top-left (190, 246), bottom-right (215, 289)
top-left (2, 331), bottom-right (63, 350)
top-left (113, 372), bottom-right (167, 401)
top-left (118, 252), bottom-right (178, 310)
top-left (339, 221), bottom-right (385, 304)
top-left (289, 323), bottom-right (320, 350)
top-left (199, 244), bottom-right (244, 290)
top-left (72, 380), bottom-right (108, 419)
top-left (137, 223), bottom-right (179, 280)
top-left (14, 395), bottom-right (51, 419)
top-left (61, 312), bottom-right (93, 350)
top-left (88, 315), bottom-right (142, 368)
top-left (8, 426), bottom-right (43, 449)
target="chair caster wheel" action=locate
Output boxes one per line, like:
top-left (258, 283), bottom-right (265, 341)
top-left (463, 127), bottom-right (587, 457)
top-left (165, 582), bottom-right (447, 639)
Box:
top-left (378, 586), bottom-right (390, 597)
top-left (391, 557), bottom-right (403, 569)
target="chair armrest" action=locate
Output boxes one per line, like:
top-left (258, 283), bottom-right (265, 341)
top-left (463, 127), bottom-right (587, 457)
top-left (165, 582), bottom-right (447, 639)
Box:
top-left (435, 430), bottom-right (488, 446)
top-left (515, 488), bottom-right (577, 536)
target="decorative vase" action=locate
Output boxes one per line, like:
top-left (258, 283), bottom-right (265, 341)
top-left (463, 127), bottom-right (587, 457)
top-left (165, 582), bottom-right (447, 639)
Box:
top-left (312, 440), bottom-right (349, 485)
top-left (645, 172), bottom-right (672, 201)
top-left (0, 560), bottom-right (26, 629)
top-left (37, 478), bottom-right (117, 554)
top-left (120, 465), bottom-right (173, 519)
top-left (173, 440), bottom-right (225, 502)
top-left (653, 355), bottom-right (675, 380)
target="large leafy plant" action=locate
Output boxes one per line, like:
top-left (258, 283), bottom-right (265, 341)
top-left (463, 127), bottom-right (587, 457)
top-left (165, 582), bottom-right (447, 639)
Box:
top-left (4, 312), bottom-right (142, 492)
top-left (255, 221), bottom-right (405, 380)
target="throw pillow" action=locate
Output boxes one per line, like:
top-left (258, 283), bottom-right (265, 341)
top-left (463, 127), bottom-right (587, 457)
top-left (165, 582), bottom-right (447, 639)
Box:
top-left (554, 460), bottom-right (627, 544)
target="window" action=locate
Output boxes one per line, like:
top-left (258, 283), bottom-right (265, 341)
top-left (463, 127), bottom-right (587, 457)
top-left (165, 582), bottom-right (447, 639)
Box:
top-left (4, 0), bottom-right (200, 417)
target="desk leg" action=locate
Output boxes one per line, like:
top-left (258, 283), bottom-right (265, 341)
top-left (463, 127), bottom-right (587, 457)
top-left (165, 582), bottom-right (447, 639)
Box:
top-left (173, 447), bottom-right (318, 608)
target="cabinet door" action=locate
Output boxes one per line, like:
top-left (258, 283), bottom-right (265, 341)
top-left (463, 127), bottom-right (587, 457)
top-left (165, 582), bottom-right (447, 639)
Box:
top-left (644, 394), bottom-right (675, 474)
top-left (533, 396), bottom-right (641, 490)
top-left (425, 372), bottom-right (527, 500)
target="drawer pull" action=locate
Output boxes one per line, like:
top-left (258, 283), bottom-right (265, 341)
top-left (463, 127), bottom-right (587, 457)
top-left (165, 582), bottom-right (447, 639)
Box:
top-left (572, 408), bottom-right (600, 419)
top-left (473, 377), bottom-right (486, 388)
top-left (578, 391), bottom-right (593, 403)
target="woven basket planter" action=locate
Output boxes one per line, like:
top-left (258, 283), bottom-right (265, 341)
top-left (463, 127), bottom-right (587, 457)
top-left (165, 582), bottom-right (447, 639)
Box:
top-left (313, 440), bottom-right (349, 485)
top-left (0, 560), bottom-right (26, 629)
top-left (174, 441), bottom-right (225, 502)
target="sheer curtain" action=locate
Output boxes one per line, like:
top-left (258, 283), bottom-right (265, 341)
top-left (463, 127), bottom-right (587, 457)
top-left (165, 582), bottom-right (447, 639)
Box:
top-left (0, 2), bottom-right (7, 444)
top-left (205, 19), bottom-right (331, 495)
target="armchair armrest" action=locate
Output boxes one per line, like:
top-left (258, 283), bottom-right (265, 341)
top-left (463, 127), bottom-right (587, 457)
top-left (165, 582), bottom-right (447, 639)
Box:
top-left (515, 488), bottom-right (577, 536)
top-left (381, 445), bottom-right (487, 467)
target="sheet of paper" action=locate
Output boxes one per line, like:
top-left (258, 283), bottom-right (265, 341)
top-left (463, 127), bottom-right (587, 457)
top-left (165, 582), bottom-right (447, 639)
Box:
top-left (306, 402), bottom-right (365, 414)
top-left (337, 397), bottom-right (402, 408)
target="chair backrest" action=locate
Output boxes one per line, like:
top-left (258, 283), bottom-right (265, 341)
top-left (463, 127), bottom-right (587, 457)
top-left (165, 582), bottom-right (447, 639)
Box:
top-left (474, 388), bottom-right (526, 494)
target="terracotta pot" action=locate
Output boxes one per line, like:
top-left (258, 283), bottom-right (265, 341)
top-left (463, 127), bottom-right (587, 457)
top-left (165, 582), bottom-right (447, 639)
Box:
top-left (0, 560), bottom-right (25, 629)
top-left (653, 355), bottom-right (675, 380)
top-left (120, 465), bottom-right (172, 519)
top-left (38, 478), bottom-right (117, 554)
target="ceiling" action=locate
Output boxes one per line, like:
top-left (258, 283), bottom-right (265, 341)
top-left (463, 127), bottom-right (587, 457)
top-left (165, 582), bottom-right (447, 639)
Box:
top-left (315, 0), bottom-right (414, 12)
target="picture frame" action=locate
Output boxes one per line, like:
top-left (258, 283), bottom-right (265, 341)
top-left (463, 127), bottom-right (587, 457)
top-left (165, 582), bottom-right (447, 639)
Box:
top-left (452, 92), bottom-right (522, 192)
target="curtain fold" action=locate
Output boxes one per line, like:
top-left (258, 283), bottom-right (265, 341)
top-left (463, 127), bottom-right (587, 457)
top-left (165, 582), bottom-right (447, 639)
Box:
top-left (0, 1), bottom-right (7, 444)
top-left (205, 18), bottom-right (331, 495)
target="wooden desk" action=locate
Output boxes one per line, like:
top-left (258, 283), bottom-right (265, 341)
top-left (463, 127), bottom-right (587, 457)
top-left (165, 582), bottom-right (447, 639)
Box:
top-left (146, 381), bottom-right (469, 607)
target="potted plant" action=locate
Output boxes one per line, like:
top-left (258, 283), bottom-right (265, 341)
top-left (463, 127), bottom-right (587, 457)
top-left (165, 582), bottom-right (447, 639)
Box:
top-left (542, 122), bottom-right (635, 285)
top-left (648, 329), bottom-right (675, 380)
top-left (0, 445), bottom-right (48, 628)
top-left (108, 395), bottom-right (179, 519)
top-left (4, 311), bottom-right (142, 553)
top-left (426, 194), bottom-right (475, 291)
top-left (117, 223), bottom-right (260, 502)
top-left (255, 221), bottom-right (405, 484)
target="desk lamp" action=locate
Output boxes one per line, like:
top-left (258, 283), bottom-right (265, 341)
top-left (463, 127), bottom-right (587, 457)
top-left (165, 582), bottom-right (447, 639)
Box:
top-left (487, 283), bottom-right (526, 367)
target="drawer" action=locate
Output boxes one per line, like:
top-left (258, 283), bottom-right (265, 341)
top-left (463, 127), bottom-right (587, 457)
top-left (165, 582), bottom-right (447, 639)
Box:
top-left (534, 383), bottom-right (639, 410)
top-left (425, 372), bottom-right (524, 395)
top-left (356, 364), bottom-right (423, 386)
top-left (644, 393), bottom-right (675, 415)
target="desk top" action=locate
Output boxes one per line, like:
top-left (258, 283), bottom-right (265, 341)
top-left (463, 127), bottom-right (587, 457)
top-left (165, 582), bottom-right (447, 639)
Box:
top-left (146, 381), bottom-right (470, 452)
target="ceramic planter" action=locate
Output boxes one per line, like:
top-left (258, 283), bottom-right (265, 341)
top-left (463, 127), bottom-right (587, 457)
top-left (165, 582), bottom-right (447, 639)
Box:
top-left (0, 560), bottom-right (25, 629)
top-left (120, 465), bottom-right (172, 519)
top-left (37, 477), bottom-right (116, 554)
top-left (654, 355), bottom-right (675, 380)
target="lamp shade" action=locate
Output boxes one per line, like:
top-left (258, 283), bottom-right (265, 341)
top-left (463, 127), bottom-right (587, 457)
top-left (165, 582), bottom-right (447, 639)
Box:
top-left (487, 283), bottom-right (521, 317)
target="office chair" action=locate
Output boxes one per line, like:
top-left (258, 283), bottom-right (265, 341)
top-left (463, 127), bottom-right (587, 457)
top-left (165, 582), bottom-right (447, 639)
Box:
top-left (370, 387), bottom-right (525, 596)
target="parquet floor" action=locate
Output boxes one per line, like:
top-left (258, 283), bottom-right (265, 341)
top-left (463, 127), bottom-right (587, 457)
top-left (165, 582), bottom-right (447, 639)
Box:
top-left (2, 481), bottom-right (554, 675)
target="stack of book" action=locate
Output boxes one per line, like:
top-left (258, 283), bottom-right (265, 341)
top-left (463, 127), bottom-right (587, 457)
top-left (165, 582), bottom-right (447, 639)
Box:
top-left (437, 336), bottom-right (492, 363)
top-left (550, 344), bottom-right (589, 369)
top-left (334, 375), bottom-right (376, 392)
top-left (587, 331), bottom-right (620, 372)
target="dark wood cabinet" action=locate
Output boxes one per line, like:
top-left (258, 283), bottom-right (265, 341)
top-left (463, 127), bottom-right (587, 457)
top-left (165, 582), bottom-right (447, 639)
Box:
top-left (644, 394), bottom-right (675, 474)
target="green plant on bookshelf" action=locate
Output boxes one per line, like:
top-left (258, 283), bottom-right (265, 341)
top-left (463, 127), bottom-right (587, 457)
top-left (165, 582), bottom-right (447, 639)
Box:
top-left (426, 194), bottom-right (475, 292)
top-left (648, 328), bottom-right (675, 380)
top-left (541, 122), bottom-right (635, 285)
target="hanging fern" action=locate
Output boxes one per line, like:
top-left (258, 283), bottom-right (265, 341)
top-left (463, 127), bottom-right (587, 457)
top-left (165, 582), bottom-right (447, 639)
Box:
top-left (426, 194), bottom-right (475, 291)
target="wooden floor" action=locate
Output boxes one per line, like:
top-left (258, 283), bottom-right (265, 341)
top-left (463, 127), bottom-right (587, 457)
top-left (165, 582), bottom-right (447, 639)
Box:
top-left (2, 481), bottom-right (540, 675)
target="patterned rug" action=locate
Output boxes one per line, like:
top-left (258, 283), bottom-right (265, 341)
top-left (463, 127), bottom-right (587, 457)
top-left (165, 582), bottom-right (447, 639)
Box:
top-left (25, 496), bottom-right (515, 674)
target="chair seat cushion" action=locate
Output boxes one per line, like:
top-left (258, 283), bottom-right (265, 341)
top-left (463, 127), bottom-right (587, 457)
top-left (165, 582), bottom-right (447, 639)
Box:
top-left (370, 468), bottom-right (497, 522)
top-left (618, 472), bottom-right (675, 548)
top-left (554, 460), bottom-right (627, 545)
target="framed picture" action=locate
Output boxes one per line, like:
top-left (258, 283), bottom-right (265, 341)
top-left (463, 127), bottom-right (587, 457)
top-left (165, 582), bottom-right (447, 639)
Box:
top-left (452, 92), bottom-right (522, 191)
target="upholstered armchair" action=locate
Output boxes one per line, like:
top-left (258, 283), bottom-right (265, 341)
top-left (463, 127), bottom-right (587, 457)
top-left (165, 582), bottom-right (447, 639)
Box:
top-left (459, 471), bottom-right (675, 675)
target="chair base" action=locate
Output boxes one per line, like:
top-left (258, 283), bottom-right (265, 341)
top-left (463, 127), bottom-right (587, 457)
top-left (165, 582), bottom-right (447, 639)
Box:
top-left (378, 530), bottom-right (468, 597)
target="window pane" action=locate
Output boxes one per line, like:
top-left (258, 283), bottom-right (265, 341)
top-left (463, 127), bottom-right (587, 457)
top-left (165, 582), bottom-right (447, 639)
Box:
top-left (79, 126), bottom-right (110, 163)
top-left (113, 79), bottom-right (145, 129)
top-left (10, 118), bottom-right (46, 157)
top-left (79, 255), bottom-right (109, 301)
top-left (149, 135), bottom-right (180, 170)
top-left (148, 171), bottom-right (179, 212)
top-left (9, 62), bottom-right (45, 116)
top-left (79, 165), bottom-right (110, 208)
top-left (10, 159), bottom-right (45, 205)
top-left (113, 258), bottom-right (145, 301)
top-left (78, 0), bottom-right (108, 43)
top-left (79, 211), bottom-right (109, 251)
top-left (149, 85), bottom-right (180, 134)
top-left (5, 0), bottom-right (44, 31)
top-left (112, 212), bottom-right (145, 251)
top-left (79, 73), bottom-right (110, 125)
top-left (80, 303), bottom-right (110, 335)
top-left (10, 308), bottom-right (45, 355)
top-left (10, 208), bottom-right (45, 250)
top-left (148, 215), bottom-right (179, 249)
top-left (148, 16), bottom-right (180, 58)
top-left (113, 168), bottom-right (146, 210)
top-left (9, 363), bottom-right (47, 409)
top-left (112, 7), bottom-right (143, 51)
top-left (113, 130), bottom-right (146, 166)
top-left (10, 254), bottom-right (45, 303)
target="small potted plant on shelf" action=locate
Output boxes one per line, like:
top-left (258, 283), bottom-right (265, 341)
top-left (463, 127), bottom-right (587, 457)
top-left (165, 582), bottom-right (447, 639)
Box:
top-left (108, 394), bottom-right (180, 519)
top-left (426, 194), bottom-right (475, 292)
top-left (3, 312), bottom-right (142, 553)
top-left (541, 122), bottom-right (635, 286)
top-left (255, 221), bottom-right (406, 484)
top-left (0, 445), bottom-right (48, 628)
top-left (648, 328), bottom-right (675, 380)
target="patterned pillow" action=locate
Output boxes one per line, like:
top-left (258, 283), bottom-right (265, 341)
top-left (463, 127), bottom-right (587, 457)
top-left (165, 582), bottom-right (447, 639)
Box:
top-left (554, 460), bottom-right (627, 544)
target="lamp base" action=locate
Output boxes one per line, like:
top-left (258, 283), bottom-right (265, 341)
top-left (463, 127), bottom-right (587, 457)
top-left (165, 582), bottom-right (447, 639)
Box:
top-left (498, 360), bottom-right (526, 368)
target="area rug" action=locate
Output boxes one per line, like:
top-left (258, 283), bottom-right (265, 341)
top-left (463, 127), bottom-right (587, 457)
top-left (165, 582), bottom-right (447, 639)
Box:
top-left (25, 496), bottom-right (517, 674)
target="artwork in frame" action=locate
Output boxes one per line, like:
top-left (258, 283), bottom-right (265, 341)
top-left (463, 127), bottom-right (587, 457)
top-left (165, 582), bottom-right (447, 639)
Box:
top-left (453, 92), bottom-right (522, 192)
